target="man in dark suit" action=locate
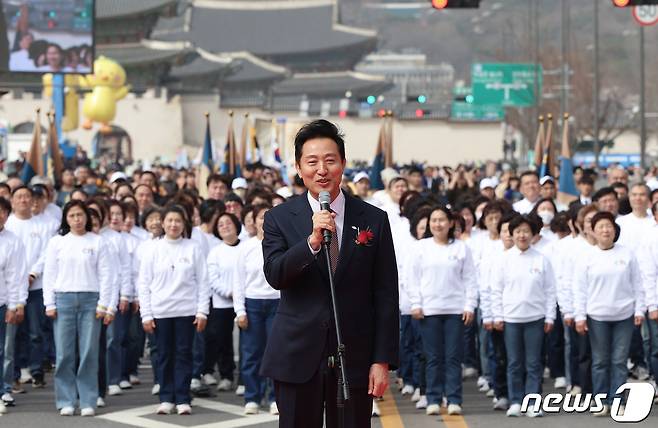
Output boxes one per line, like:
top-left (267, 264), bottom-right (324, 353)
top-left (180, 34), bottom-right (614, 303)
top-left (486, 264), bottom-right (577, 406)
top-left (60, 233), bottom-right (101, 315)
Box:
top-left (261, 120), bottom-right (399, 427)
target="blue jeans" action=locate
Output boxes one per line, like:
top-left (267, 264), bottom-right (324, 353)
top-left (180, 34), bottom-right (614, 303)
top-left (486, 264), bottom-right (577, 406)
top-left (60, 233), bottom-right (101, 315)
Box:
top-left (504, 319), bottom-right (545, 405)
top-left (399, 315), bottom-right (414, 385)
top-left (24, 289), bottom-right (46, 377)
top-left (411, 318), bottom-right (426, 391)
top-left (155, 316), bottom-right (195, 404)
top-left (54, 292), bottom-right (102, 409)
top-left (193, 330), bottom-right (205, 379)
top-left (3, 322), bottom-right (17, 393)
top-left (588, 316), bottom-right (634, 405)
top-left (648, 317), bottom-right (658, 379)
top-left (419, 314), bottom-right (464, 406)
top-left (107, 308), bottom-right (131, 385)
top-left (241, 298), bottom-right (278, 404)
top-left (147, 333), bottom-right (159, 384)
top-left (0, 306), bottom-right (6, 390)
top-left (463, 311), bottom-right (478, 370)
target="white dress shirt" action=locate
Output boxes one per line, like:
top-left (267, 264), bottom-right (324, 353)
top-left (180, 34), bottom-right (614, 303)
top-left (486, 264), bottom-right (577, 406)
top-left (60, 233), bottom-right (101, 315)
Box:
top-left (307, 191), bottom-right (346, 253)
top-left (0, 229), bottom-right (27, 309)
top-left (574, 244), bottom-right (645, 322)
top-left (6, 214), bottom-right (56, 293)
top-left (513, 197), bottom-right (539, 214)
top-left (616, 213), bottom-right (654, 252)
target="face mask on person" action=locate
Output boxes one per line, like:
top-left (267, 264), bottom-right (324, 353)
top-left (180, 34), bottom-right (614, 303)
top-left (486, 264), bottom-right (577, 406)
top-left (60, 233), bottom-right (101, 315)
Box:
top-left (538, 210), bottom-right (554, 227)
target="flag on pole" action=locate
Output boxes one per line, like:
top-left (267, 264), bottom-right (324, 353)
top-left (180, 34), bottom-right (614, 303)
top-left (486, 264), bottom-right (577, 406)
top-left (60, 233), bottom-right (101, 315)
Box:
top-left (46, 111), bottom-right (64, 186)
top-left (277, 117), bottom-right (289, 185)
top-left (533, 115), bottom-right (545, 171)
top-left (539, 114), bottom-right (554, 178)
top-left (20, 109), bottom-right (44, 184)
top-left (271, 118), bottom-right (281, 166)
top-left (221, 111), bottom-right (240, 177)
top-left (197, 113), bottom-right (214, 198)
top-left (246, 123), bottom-right (261, 164)
top-left (239, 113), bottom-right (249, 174)
top-left (558, 113), bottom-right (578, 204)
top-left (369, 117), bottom-right (387, 190)
top-left (384, 111), bottom-right (393, 168)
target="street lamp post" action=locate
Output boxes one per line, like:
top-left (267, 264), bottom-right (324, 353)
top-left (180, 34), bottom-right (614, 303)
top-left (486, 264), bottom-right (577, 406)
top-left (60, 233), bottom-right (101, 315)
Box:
top-left (593, 0), bottom-right (600, 167)
top-left (640, 25), bottom-right (646, 169)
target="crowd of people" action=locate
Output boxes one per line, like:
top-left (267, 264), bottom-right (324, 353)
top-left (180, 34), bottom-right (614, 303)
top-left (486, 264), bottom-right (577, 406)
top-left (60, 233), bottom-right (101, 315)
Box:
top-left (0, 154), bottom-right (657, 419)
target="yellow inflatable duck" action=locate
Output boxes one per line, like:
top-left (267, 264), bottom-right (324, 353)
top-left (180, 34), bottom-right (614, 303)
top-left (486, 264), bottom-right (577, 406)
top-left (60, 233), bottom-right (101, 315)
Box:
top-left (81, 56), bottom-right (130, 133)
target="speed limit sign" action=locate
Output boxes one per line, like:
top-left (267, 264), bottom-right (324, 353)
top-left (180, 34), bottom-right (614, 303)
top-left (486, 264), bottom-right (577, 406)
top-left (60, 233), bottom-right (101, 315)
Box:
top-left (633, 5), bottom-right (658, 26)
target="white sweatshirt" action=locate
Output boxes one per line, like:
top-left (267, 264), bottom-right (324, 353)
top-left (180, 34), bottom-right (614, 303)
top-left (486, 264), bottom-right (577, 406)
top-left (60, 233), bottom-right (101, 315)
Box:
top-left (477, 238), bottom-right (505, 324)
top-left (491, 247), bottom-right (556, 324)
top-left (574, 244), bottom-right (646, 322)
top-left (204, 231), bottom-right (222, 252)
top-left (637, 225), bottom-right (658, 312)
top-left (616, 213), bottom-right (654, 252)
top-left (545, 235), bottom-right (576, 318)
top-left (121, 231), bottom-right (142, 302)
top-left (207, 240), bottom-right (242, 309)
top-left (191, 227), bottom-right (210, 257)
top-left (0, 229), bottom-right (27, 309)
top-left (392, 219), bottom-right (414, 315)
top-left (130, 227), bottom-right (150, 241)
top-left (5, 214), bottom-right (56, 292)
top-left (138, 237), bottom-right (210, 322)
top-left (405, 238), bottom-right (478, 316)
top-left (233, 237), bottom-right (280, 317)
top-left (132, 238), bottom-right (159, 301)
top-left (42, 232), bottom-right (113, 312)
top-left (100, 228), bottom-right (131, 311)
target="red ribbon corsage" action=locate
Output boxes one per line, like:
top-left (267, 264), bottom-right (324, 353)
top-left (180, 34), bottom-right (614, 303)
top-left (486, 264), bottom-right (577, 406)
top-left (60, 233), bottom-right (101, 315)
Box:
top-left (352, 226), bottom-right (374, 246)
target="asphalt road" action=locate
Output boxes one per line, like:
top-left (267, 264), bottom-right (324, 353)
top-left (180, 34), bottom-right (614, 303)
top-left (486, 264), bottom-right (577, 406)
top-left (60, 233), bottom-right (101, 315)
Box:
top-left (2, 367), bottom-right (657, 428)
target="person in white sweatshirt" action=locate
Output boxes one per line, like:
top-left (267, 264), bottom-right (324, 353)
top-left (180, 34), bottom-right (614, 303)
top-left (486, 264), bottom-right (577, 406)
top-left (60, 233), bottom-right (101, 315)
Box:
top-left (138, 205), bottom-right (209, 416)
top-left (42, 200), bottom-right (113, 417)
top-left (0, 197), bottom-right (27, 415)
top-left (205, 212), bottom-right (243, 391)
top-left (491, 214), bottom-right (556, 418)
top-left (574, 211), bottom-right (646, 416)
top-left (233, 204), bottom-right (280, 416)
top-left (406, 205), bottom-right (477, 417)
top-left (637, 201), bottom-right (658, 390)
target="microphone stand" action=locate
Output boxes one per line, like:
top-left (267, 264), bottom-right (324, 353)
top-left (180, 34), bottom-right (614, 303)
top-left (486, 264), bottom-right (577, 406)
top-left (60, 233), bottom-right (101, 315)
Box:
top-left (322, 238), bottom-right (349, 428)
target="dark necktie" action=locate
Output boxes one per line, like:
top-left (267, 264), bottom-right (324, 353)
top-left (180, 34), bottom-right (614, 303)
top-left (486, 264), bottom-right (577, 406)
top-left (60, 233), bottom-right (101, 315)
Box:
top-left (329, 229), bottom-right (339, 275)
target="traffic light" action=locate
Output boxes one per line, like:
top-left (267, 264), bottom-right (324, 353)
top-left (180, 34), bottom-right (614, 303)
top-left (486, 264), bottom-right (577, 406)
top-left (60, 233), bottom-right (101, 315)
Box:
top-left (612, 0), bottom-right (658, 6)
top-left (431, 0), bottom-right (480, 9)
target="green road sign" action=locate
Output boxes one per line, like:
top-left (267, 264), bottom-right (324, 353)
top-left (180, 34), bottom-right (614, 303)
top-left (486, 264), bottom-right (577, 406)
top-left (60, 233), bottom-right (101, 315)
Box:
top-left (451, 102), bottom-right (504, 121)
top-left (471, 63), bottom-right (542, 107)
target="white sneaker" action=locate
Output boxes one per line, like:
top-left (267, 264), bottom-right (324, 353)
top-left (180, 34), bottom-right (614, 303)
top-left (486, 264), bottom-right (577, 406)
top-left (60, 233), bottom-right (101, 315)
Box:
top-left (462, 367), bottom-right (478, 379)
top-left (235, 385), bottom-right (245, 396)
top-left (554, 376), bottom-right (568, 389)
top-left (426, 404), bottom-right (440, 415)
top-left (244, 402), bottom-right (259, 414)
top-left (486, 389), bottom-right (494, 397)
top-left (151, 384), bottom-right (160, 395)
top-left (1, 393), bottom-right (14, 406)
top-left (157, 402), bottom-right (175, 415)
top-left (19, 368), bottom-right (33, 384)
top-left (493, 397), bottom-right (509, 410)
top-left (270, 402), bottom-right (279, 415)
top-left (477, 376), bottom-right (487, 388)
top-left (129, 375), bottom-right (141, 385)
top-left (411, 388), bottom-right (421, 402)
top-left (217, 378), bottom-right (232, 391)
top-left (478, 381), bottom-right (490, 392)
top-left (60, 406), bottom-right (75, 416)
top-left (401, 384), bottom-right (415, 395)
top-left (80, 407), bottom-right (95, 417)
top-left (108, 385), bottom-right (122, 396)
top-left (506, 403), bottom-right (521, 417)
top-left (592, 405), bottom-right (610, 417)
top-left (415, 395), bottom-right (428, 409)
top-left (177, 404), bottom-right (192, 415)
top-left (119, 380), bottom-right (132, 389)
top-left (447, 404), bottom-right (462, 415)
top-left (203, 374), bottom-right (218, 385)
top-left (190, 378), bottom-right (202, 390)
top-left (569, 385), bottom-right (582, 396)
top-left (525, 409), bottom-right (543, 418)
top-left (0, 402), bottom-right (6, 414)
top-left (371, 400), bottom-right (380, 417)
top-left (97, 397), bottom-right (106, 408)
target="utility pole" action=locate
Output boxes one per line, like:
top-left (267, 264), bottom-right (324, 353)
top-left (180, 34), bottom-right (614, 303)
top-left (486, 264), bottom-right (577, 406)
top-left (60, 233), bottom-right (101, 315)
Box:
top-left (640, 25), bottom-right (646, 169)
top-left (560, 0), bottom-right (570, 117)
top-left (593, 0), bottom-right (600, 167)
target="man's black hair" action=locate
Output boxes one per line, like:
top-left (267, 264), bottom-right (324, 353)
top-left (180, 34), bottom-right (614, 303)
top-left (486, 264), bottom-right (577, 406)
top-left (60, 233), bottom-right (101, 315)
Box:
top-left (592, 186), bottom-right (617, 202)
top-left (294, 119), bottom-right (345, 164)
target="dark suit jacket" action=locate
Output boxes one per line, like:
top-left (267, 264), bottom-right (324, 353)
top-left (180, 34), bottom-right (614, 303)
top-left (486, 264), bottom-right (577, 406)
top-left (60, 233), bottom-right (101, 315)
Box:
top-left (260, 191), bottom-right (399, 388)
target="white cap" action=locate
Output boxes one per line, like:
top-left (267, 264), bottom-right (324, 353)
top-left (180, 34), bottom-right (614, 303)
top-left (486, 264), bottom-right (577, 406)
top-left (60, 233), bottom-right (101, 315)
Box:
top-left (232, 177), bottom-right (248, 190)
top-left (647, 179), bottom-right (658, 192)
top-left (353, 171), bottom-right (370, 184)
top-left (276, 186), bottom-right (293, 198)
top-left (110, 171), bottom-right (128, 183)
top-left (479, 178), bottom-right (495, 190)
top-left (539, 175), bottom-right (555, 186)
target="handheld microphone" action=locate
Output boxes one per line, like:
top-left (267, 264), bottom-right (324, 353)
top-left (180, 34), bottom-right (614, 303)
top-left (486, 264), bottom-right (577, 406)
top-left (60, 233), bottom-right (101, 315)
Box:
top-left (319, 191), bottom-right (332, 245)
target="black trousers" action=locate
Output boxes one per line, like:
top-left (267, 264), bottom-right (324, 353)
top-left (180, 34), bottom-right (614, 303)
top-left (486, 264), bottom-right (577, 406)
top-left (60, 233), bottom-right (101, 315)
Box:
top-left (491, 329), bottom-right (508, 399)
top-left (576, 328), bottom-right (593, 393)
top-left (275, 358), bottom-right (373, 428)
top-left (204, 308), bottom-right (236, 380)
